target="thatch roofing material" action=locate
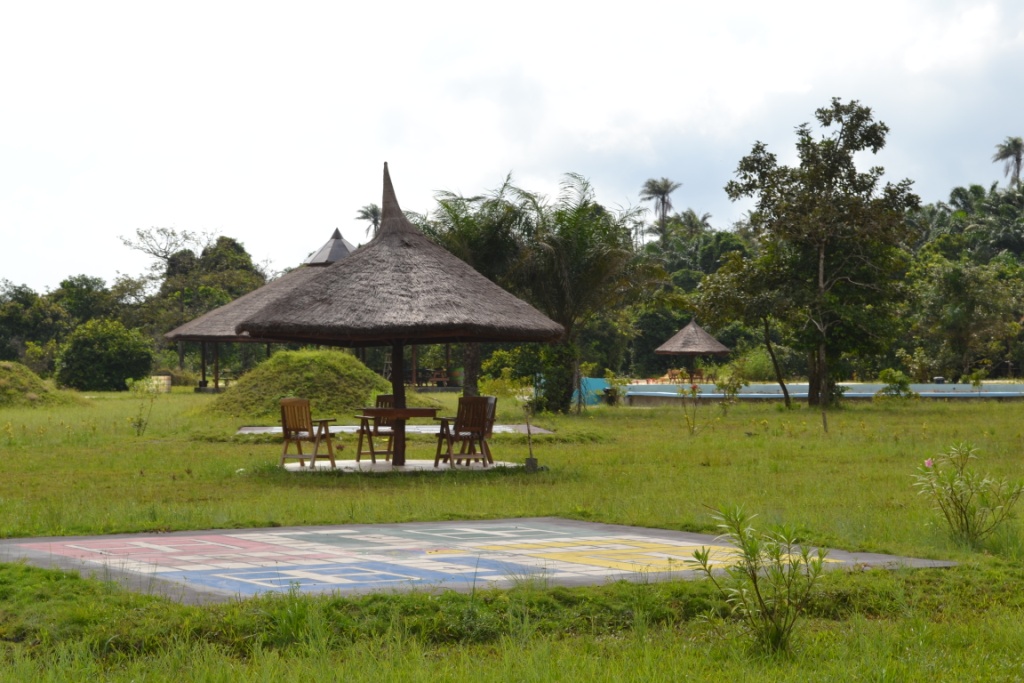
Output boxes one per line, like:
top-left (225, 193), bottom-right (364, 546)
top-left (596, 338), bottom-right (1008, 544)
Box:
top-left (235, 163), bottom-right (564, 347)
top-left (164, 230), bottom-right (354, 343)
top-left (164, 267), bottom-right (331, 342)
top-left (655, 320), bottom-right (730, 356)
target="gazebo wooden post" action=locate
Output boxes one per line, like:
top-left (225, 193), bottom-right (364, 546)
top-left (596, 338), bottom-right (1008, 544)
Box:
top-left (390, 343), bottom-right (408, 466)
top-left (200, 342), bottom-right (208, 388)
top-left (213, 343), bottom-right (220, 390)
top-left (411, 345), bottom-right (418, 386)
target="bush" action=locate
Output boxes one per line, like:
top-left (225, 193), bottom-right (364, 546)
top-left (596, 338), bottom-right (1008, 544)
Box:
top-left (874, 368), bottom-right (918, 400)
top-left (55, 319), bottom-right (154, 391)
top-left (210, 349), bottom-right (392, 418)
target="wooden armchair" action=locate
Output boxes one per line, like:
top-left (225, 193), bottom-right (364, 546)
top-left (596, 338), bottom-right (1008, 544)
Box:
top-left (354, 394), bottom-right (394, 463)
top-left (280, 398), bottom-right (338, 468)
top-left (434, 396), bottom-right (494, 467)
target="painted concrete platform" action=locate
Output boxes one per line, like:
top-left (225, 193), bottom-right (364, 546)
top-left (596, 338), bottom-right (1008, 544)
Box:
top-left (0, 518), bottom-right (954, 605)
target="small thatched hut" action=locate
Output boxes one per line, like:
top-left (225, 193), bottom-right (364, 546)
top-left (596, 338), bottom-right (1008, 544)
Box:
top-left (655, 320), bottom-right (730, 357)
top-left (164, 230), bottom-right (356, 389)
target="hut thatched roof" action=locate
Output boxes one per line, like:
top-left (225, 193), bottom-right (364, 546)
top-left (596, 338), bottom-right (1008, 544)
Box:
top-left (235, 163), bottom-right (564, 347)
top-left (163, 267), bottom-right (326, 343)
top-left (164, 229), bottom-right (354, 343)
top-left (655, 320), bottom-right (730, 356)
top-left (304, 228), bottom-right (357, 265)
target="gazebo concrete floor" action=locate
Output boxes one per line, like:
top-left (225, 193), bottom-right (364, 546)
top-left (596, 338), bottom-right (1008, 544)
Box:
top-left (280, 458), bottom-right (520, 474)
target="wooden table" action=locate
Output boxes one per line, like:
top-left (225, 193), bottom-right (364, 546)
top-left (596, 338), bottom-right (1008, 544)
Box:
top-left (358, 407), bottom-right (438, 466)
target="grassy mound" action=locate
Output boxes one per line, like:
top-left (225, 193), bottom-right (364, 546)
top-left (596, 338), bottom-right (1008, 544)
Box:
top-left (211, 349), bottom-right (392, 418)
top-left (0, 361), bottom-right (82, 408)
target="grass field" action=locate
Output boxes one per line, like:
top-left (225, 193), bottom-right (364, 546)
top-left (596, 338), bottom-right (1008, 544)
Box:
top-left (1, 390), bottom-right (1023, 680)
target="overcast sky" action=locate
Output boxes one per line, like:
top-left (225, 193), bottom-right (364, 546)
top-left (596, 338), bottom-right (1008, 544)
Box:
top-left (3, 1), bottom-right (1024, 293)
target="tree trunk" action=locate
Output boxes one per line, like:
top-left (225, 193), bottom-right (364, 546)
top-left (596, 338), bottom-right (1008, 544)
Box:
top-left (808, 351), bottom-right (820, 406)
top-left (762, 318), bottom-right (791, 408)
top-left (818, 340), bottom-right (829, 433)
top-left (462, 343), bottom-right (481, 397)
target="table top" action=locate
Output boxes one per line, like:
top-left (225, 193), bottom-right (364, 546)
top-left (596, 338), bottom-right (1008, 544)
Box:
top-left (359, 407), bottom-right (439, 419)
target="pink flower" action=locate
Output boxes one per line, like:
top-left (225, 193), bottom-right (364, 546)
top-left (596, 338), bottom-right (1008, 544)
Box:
top-left (691, 384), bottom-right (699, 392)
top-left (924, 458), bottom-right (934, 468)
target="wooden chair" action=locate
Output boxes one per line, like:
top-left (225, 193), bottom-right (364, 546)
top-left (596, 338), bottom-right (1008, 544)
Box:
top-left (354, 394), bottom-right (394, 463)
top-left (434, 396), bottom-right (492, 467)
top-left (280, 398), bottom-right (338, 468)
top-left (429, 368), bottom-right (449, 387)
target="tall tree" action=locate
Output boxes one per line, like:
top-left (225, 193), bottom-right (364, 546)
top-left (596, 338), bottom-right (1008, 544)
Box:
top-left (696, 249), bottom-right (795, 407)
top-left (725, 98), bottom-right (920, 420)
top-left (639, 177), bottom-right (682, 242)
top-left (516, 174), bottom-right (660, 412)
top-left (992, 136), bottom-right (1024, 187)
top-left (356, 203), bottom-right (382, 237)
top-left (426, 176), bottom-right (533, 395)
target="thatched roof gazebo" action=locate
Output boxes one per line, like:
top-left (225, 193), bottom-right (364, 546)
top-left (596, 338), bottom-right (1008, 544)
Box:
top-left (163, 230), bottom-right (356, 390)
top-left (236, 163), bottom-right (564, 464)
top-left (655, 320), bottom-right (729, 381)
top-left (655, 320), bottom-right (730, 357)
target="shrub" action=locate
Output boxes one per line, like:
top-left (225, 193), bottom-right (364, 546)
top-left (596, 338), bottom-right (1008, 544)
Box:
top-left (210, 349), bottom-right (392, 418)
top-left (691, 505), bottom-right (827, 655)
top-left (912, 442), bottom-right (1024, 547)
top-left (55, 319), bottom-right (153, 391)
top-left (874, 368), bottom-right (918, 400)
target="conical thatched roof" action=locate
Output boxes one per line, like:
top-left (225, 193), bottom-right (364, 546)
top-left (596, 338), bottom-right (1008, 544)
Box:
top-left (304, 228), bottom-right (357, 265)
top-left (655, 320), bottom-right (730, 356)
top-left (235, 163), bottom-right (564, 347)
top-left (165, 229), bottom-right (354, 343)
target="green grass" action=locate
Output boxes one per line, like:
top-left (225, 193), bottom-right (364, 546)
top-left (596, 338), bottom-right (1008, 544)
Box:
top-left (2, 391), bottom-right (1024, 678)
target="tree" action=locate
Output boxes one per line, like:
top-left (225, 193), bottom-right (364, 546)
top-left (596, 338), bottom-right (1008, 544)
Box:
top-left (425, 176), bottom-right (533, 395)
top-left (697, 249), bottom-right (795, 407)
top-left (516, 174), bottom-right (660, 412)
top-left (0, 281), bottom-right (71, 361)
top-left (639, 177), bottom-right (682, 242)
top-left (50, 275), bottom-right (112, 325)
top-left (907, 255), bottom-right (1022, 380)
top-left (725, 98), bottom-right (920, 417)
top-left (356, 204), bottom-right (382, 237)
top-left (992, 136), bottom-right (1024, 187)
top-left (55, 319), bottom-right (153, 391)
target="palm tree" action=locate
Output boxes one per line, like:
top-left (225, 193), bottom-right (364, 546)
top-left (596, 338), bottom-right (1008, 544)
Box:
top-left (992, 136), bottom-right (1024, 187)
top-left (356, 203), bottom-right (382, 237)
top-left (639, 177), bottom-right (682, 239)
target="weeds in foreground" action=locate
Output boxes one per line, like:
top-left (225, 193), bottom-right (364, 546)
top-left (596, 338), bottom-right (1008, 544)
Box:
top-left (691, 505), bottom-right (827, 655)
top-left (126, 377), bottom-right (160, 436)
top-left (679, 383), bottom-right (711, 435)
top-left (912, 442), bottom-right (1024, 547)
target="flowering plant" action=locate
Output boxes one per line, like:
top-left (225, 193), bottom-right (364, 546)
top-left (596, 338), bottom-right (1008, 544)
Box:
top-left (913, 443), bottom-right (1024, 546)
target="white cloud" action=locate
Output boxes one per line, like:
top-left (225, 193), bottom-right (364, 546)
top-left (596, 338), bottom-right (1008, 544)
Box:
top-left (2, 1), bottom-right (1024, 292)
